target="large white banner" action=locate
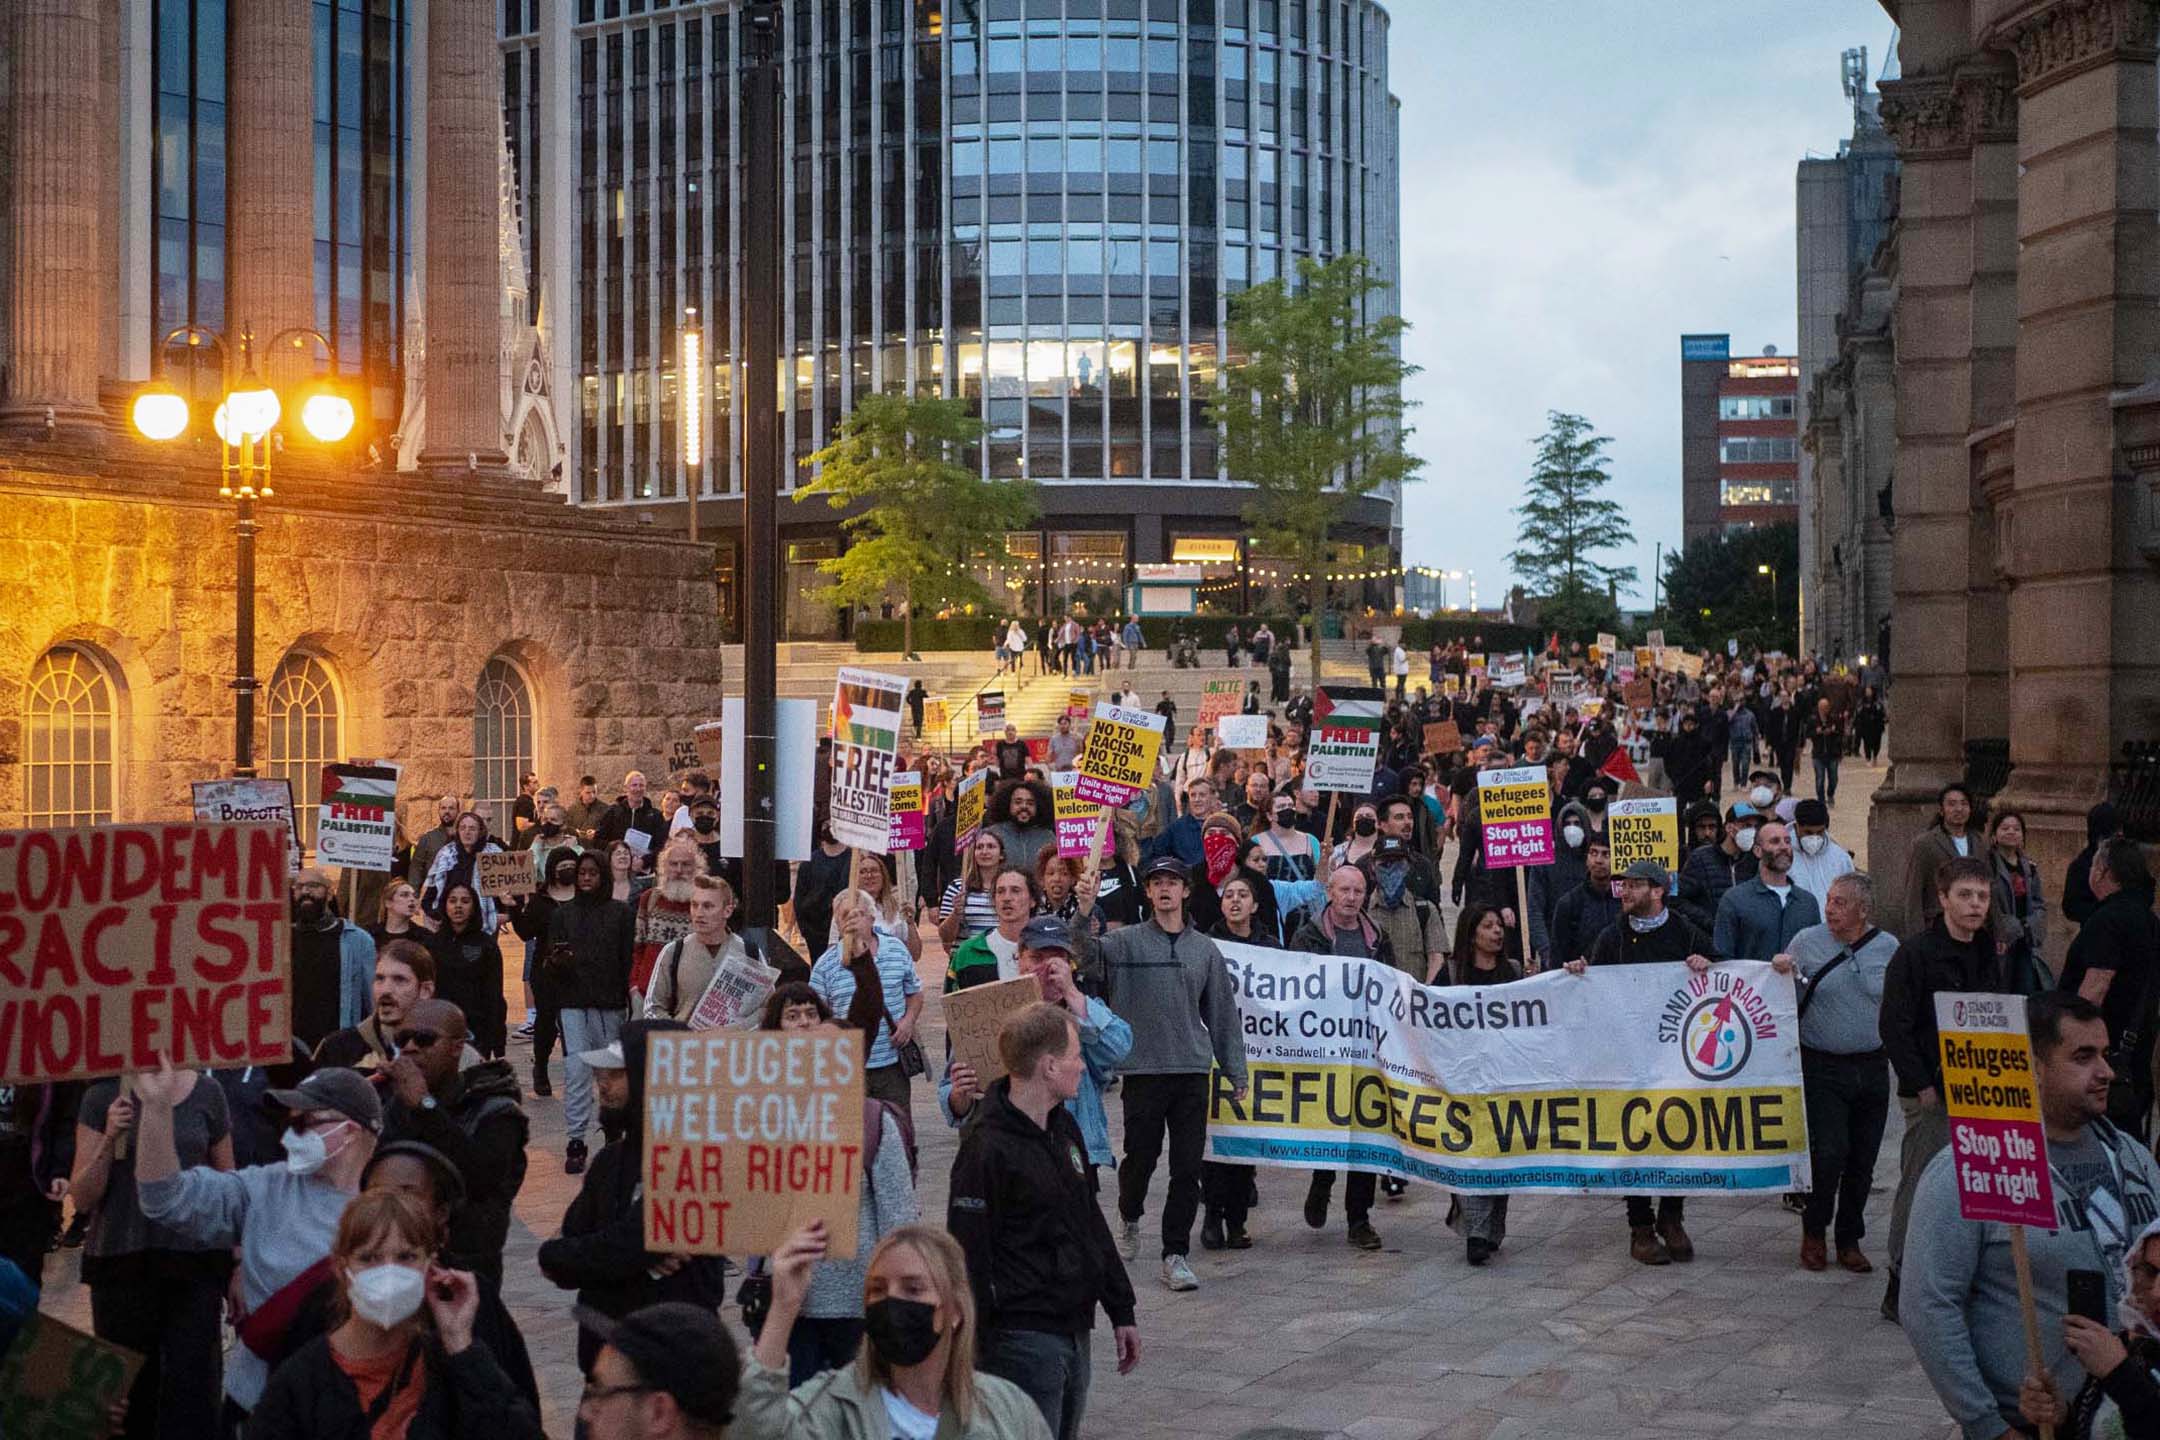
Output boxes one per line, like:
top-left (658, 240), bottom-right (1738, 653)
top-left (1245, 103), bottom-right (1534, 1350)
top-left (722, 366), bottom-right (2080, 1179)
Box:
top-left (1205, 944), bottom-right (1810, 1195)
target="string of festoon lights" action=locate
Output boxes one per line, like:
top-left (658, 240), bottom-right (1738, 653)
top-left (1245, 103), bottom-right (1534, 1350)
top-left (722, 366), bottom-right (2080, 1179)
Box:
top-left (938, 557), bottom-right (1474, 585)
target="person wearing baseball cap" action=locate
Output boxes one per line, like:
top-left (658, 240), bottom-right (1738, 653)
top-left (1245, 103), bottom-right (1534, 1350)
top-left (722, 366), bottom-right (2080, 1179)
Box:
top-left (1070, 852), bottom-right (1246, 1295)
top-left (133, 1062), bottom-right (383, 1415)
top-left (1574, 859), bottom-right (1719, 1268)
top-left (576, 1302), bottom-right (741, 1440)
top-left (1788, 797), bottom-right (1854, 908)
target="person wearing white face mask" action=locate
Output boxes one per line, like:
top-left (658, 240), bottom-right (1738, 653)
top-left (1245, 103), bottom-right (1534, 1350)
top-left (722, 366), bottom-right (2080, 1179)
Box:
top-left (136, 1063), bottom-right (383, 1420)
top-left (1788, 798), bottom-right (1856, 909)
top-left (247, 1188), bottom-right (544, 1440)
top-left (1744, 767), bottom-right (1797, 826)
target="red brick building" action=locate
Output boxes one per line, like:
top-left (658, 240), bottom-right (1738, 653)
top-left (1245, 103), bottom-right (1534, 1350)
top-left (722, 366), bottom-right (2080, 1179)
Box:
top-left (1680, 334), bottom-right (1800, 544)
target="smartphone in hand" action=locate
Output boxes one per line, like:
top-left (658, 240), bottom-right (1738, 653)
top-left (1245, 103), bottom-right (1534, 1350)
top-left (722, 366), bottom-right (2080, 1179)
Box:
top-left (2068, 1268), bottom-right (2109, 1326)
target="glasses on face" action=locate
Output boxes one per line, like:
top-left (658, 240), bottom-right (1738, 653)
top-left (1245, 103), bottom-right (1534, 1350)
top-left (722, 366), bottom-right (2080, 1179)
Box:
top-left (393, 1030), bottom-right (442, 1051)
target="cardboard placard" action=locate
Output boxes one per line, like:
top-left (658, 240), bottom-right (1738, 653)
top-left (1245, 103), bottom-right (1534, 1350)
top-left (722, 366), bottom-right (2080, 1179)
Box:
top-left (953, 768), bottom-right (989, 854)
top-left (0, 822), bottom-right (292, 1083)
top-left (942, 974), bottom-right (1045, 1085)
top-left (1422, 720), bottom-right (1463, 756)
top-left (829, 667), bottom-right (907, 854)
top-left (643, 1029), bottom-right (866, 1258)
top-left (1477, 766), bottom-right (1554, 869)
top-left (668, 738), bottom-right (700, 776)
top-left (1676, 652), bottom-right (1705, 680)
top-left (886, 772), bottom-right (926, 852)
top-left (316, 762), bottom-right (401, 872)
top-left (1198, 679), bottom-right (1245, 727)
top-left (1934, 992), bottom-right (2055, 1227)
top-left (1074, 704), bottom-right (1168, 807)
top-left (476, 849), bottom-right (536, 899)
top-left (1597, 632), bottom-right (1617, 657)
top-left (0, 1314), bottom-right (144, 1440)
top-left (191, 778), bottom-right (301, 874)
top-left (1633, 647), bottom-right (1656, 672)
top-left (694, 721), bottom-right (727, 768)
top-left (1608, 797), bottom-right (1680, 873)
top-left (1623, 678), bottom-right (1655, 709)
top-left (1215, 713), bottom-right (1269, 752)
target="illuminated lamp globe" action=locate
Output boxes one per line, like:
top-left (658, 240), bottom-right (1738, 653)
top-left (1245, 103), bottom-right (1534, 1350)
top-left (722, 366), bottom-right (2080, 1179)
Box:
top-left (223, 381), bottom-right (282, 440)
top-left (131, 387), bottom-right (189, 441)
top-left (300, 391), bottom-right (356, 444)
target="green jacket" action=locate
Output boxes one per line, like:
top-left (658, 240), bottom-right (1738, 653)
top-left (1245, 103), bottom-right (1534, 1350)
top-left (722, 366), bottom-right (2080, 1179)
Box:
top-left (737, 1355), bottom-right (1051, 1440)
top-left (943, 929), bottom-right (1010, 993)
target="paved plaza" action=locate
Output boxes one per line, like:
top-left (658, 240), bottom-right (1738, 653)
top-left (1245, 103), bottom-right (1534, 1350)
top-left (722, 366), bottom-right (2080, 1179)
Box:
top-left (41, 757), bottom-right (1964, 1439)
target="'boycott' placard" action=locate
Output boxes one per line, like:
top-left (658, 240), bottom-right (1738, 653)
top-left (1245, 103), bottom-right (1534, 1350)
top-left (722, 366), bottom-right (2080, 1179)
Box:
top-left (1934, 992), bottom-right (2055, 1227)
top-left (0, 822), bottom-right (293, 1083)
top-left (1478, 766), bottom-right (1553, 869)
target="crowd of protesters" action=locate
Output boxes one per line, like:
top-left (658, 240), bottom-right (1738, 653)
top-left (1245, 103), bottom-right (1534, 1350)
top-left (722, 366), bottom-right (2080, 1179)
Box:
top-left (16, 624), bottom-right (2160, 1440)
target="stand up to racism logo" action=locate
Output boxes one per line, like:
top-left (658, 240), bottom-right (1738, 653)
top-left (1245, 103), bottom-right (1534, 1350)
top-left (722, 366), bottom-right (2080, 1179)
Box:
top-left (1659, 968), bottom-right (1780, 1083)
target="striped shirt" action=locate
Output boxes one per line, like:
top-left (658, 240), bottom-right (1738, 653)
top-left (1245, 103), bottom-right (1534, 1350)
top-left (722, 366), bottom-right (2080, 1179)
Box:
top-left (939, 880), bottom-right (998, 939)
top-left (809, 936), bottom-right (922, 1069)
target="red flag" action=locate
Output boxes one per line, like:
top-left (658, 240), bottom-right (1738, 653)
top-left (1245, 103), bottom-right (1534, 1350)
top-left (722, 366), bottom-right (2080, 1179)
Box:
top-left (1598, 747), bottom-right (1640, 786)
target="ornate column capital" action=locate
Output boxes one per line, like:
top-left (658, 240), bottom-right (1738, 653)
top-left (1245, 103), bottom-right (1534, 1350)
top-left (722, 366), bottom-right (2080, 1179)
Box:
top-left (1878, 77), bottom-right (1968, 158)
top-left (1954, 61), bottom-right (2021, 144)
top-left (1988, 0), bottom-right (2160, 95)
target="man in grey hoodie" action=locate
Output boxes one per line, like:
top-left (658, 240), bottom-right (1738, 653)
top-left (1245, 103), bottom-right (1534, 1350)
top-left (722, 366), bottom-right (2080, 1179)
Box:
top-left (1073, 855), bottom-right (1247, 1296)
top-left (1903, 993), bottom-right (2160, 1440)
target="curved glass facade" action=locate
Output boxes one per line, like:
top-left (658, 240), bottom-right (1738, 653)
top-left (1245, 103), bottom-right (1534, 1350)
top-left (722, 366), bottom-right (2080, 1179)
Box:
top-left (510, 0), bottom-right (1398, 622)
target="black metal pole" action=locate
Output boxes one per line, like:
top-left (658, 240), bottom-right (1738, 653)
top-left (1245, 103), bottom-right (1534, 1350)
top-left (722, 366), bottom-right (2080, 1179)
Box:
top-left (738, 1), bottom-right (782, 928)
top-left (233, 495), bottom-right (259, 776)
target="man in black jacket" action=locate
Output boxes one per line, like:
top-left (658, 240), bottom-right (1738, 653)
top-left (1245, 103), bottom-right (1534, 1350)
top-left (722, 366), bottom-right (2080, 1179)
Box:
top-left (548, 851), bottom-right (636, 1175)
top-left (950, 1003), bottom-right (1141, 1440)
top-left (380, 999), bottom-right (530, 1282)
top-left (2058, 835), bottom-right (2160, 1135)
top-left (1876, 854), bottom-right (1998, 1321)
top-left (1549, 836), bottom-right (1622, 971)
top-left (596, 770), bottom-right (667, 870)
top-left (1578, 860), bottom-right (1716, 1266)
top-left (539, 1020), bottom-right (723, 1373)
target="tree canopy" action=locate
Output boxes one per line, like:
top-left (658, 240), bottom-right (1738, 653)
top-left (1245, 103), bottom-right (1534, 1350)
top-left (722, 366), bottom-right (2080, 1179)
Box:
top-left (1508, 411), bottom-right (1636, 639)
top-left (1660, 521), bottom-right (1799, 655)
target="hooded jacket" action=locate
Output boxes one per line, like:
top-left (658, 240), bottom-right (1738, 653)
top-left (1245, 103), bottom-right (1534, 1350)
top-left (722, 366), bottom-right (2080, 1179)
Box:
top-left (947, 1079), bottom-right (1137, 1337)
top-left (1527, 801), bottom-right (1597, 959)
top-left (382, 1058), bottom-right (530, 1281)
top-left (544, 888), bottom-right (635, 1010)
top-left (1878, 920), bottom-right (2003, 1097)
top-left (1550, 876), bottom-right (1623, 971)
top-left (1070, 918), bottom-right (1246, 1083)
top-left (536, 1020), bottom-right (725, 1369)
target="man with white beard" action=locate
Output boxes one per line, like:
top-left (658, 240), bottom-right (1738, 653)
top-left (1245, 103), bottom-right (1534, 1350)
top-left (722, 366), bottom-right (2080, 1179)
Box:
top-left (630, 839), bottom-right (706, 1010)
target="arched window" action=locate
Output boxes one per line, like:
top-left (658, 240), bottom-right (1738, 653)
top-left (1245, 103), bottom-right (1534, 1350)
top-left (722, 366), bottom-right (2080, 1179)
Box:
top-left (266, 653), bottom-right (343, 851)
top-left (473, 656), bottom-right (536, 839)
top-left (23, 645), bottom-right (119, 826)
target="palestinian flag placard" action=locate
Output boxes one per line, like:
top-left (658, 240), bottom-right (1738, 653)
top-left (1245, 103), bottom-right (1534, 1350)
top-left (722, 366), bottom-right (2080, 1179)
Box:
top-left (316, 762), bottom-right (401, 872)
top-left (1307, 686), bottom-right (1385, 793)
top-left (829, 668), bottom-right (908, 852)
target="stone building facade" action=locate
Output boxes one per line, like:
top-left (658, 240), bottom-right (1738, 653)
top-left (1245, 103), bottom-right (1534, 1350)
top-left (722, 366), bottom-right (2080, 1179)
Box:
top-left (1866, 0), bottom-right (2160, 942)
top-left (0, 0), bottom-right (725, 843)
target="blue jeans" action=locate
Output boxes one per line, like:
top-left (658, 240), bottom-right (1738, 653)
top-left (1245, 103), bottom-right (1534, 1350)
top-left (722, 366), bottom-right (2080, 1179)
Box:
top-left (1729, 741), bottom-right (1753, 792)
top-left (558, 1007), bottom-right (624, 1143)
top-left (980, 1329), bottom-right (1091, 1440)
top-left (1813, 753), bottom-right (1841, 803)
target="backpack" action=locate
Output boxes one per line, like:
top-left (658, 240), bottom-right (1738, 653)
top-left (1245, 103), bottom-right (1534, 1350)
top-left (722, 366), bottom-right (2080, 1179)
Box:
top-left (863, 1097), bottom-right (918, 1185)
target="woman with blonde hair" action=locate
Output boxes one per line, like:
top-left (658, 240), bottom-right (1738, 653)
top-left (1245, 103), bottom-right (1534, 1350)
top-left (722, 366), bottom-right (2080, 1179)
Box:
top-left (829, 851), bottom-right (923, 963)
top-left (743, 1219), bottom-right (1049, 1440)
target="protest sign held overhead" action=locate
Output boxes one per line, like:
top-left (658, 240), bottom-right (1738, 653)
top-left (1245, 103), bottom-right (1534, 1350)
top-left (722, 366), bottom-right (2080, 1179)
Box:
top-left (477, 849), bottom-right (536, 899)
top-left (1934, 992), bottom-right (2055, 1228)
top-left (1052, 772), bottom-right (1101, 859)
top-left (667, 737), bottom-right (699, 776)
top-left (315, 762), bottom-right (400, 872)
top-left (887, 772), bottom-right (926, 852)
top-left (1422, 719), bottom-right (1463, 756)
top-left (1488, 656), bottom-right (1527, 690)
top-left (693, 721), bottom-right (726, 768)
top-left (0, 821), bottom-right (292, 1084)
top-left (1215, 713), bottom-right (1269, 752)
top-left (1478, 766), bottom-right (1554, 869)
top-left (643, 1028), bottom-right (866, 1258)
top-left (1608, 798), bottom-right (1680, 873)
top-left (943, 974), bottom-right (1044, 1085)
top-left (975, 691), bottom-right (1005, 731)
top-left (828, 667), bottom-right (907, 853)
top-left (1306, 686), bottom-right (1384, 793)
top-left (1199, 678), bottom-right (1245, 727)
top-left (1075, 702), bottom-right (1168, 807)
top-left (191, 777), bottom-right (300, 873)
top-left (954, 767), bottom-right (989, 853)
top-left (1066, 689), bottom-right (1093, 720)
top-left (1207, 944), bottom-right (1809, 1194)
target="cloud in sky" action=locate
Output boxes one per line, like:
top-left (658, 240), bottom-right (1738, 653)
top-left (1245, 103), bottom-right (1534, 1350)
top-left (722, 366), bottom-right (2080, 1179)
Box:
top-left (1387, 2), bottom-right (1894, 608)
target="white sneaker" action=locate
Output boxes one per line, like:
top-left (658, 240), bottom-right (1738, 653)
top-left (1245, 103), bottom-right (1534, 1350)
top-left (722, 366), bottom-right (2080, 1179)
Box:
top-left (1161, 1254), bottom-right (1200, 1292)
top-left (1117, 1219), bottom-right (1141, 1263)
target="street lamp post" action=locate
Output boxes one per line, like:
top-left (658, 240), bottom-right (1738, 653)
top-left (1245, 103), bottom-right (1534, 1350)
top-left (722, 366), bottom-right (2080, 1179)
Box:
top-left (738, 0), bottom-right (783, 928)
top-left (132, 324), bottom-right (351, 776)
top-left (1758, 562), bottom-right (1779, 632)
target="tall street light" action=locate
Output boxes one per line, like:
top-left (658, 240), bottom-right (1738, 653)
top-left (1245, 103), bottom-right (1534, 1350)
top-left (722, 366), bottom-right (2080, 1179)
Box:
top-left (132, 324), bottom-right (351, 775)
top-left (1757, 563), bottom-right (1779, 631)
top-left (738, 0), bottom-right (783, 928)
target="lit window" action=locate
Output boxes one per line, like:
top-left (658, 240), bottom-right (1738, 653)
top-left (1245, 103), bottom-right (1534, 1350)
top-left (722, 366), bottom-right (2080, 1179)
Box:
top-left (473, 657), bottom-right (537, 839)
top-left (266, 653), bottom-right (342, 852)
top-left (23, 645), bottom-right (118, 827)
top-left (1720, 479), bottom-right (1795, 506)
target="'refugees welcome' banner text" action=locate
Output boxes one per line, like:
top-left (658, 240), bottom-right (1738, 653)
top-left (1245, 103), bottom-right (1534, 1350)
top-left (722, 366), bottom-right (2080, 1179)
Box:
top-left (1206, 944), bottom-right (1809, 1195)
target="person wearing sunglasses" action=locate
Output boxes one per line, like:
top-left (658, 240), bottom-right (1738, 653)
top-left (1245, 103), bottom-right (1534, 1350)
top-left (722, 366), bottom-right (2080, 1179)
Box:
top-left (378, 1000), bottom-right (530, 1286)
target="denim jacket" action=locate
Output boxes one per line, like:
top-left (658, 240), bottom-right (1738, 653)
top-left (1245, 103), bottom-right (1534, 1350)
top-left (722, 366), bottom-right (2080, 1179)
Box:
top-left (939, 994), bottom-right (1132, 1168)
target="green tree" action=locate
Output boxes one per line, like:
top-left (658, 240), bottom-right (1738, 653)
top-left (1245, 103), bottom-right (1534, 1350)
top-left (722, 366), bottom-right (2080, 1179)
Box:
top-left (1508, 412), bottom-right (1637, 640)
top-left (800, 391), bottom-right (1038, 657)
top-left (1209, 253), bottom-right (1421, 686)
top-left (1660, 522), bottom-right (1799, 655)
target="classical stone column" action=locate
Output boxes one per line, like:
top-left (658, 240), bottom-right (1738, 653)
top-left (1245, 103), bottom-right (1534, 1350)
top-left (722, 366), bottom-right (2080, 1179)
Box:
top-left (1990, 0), bottom-right (2160, 938)
top-left (1964, 61), bottom-right (2020, 746)
top-left (1870, 60), bottom-right (1982, 932)
top-left (226, 0), bottom-right (317, 385)
top-left (419, 0), bottom-right (510, 476)
top-left (0, 0), bottom-right (106, 442)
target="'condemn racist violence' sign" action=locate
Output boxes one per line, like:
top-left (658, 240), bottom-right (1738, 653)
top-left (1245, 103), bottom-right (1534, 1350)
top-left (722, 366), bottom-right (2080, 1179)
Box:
top-left (1207, 943), bottom-right (1809, 1194)
top-left (0, 823), bottom-right (292, 1084)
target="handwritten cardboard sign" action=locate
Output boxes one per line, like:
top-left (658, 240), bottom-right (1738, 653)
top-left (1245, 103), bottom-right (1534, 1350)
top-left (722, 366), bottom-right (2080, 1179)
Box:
top-left (1199, 679), bottom-right (1244, 727)
top-left (191, 778), bottom-right (301, 874)
top-left (943, 974), bottom-right (1045, 1085)
top-left (0, 1314), bottom-right (144, 1440)
top-left (476, 849), bottom-right (535, 899)
top-left (1934, 992), bottom-right (2055, 1227)
top-left (694, 722), bottom-right (726, 768)
top-left (0, 822), bottom-right (292, 1084)
top-left (644, 1029), bottom-right (866, 1258)
top-left (1215, 713), bottom-right (1269, 752)
top-left (1422, 720), bottom-right (1463, 756)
